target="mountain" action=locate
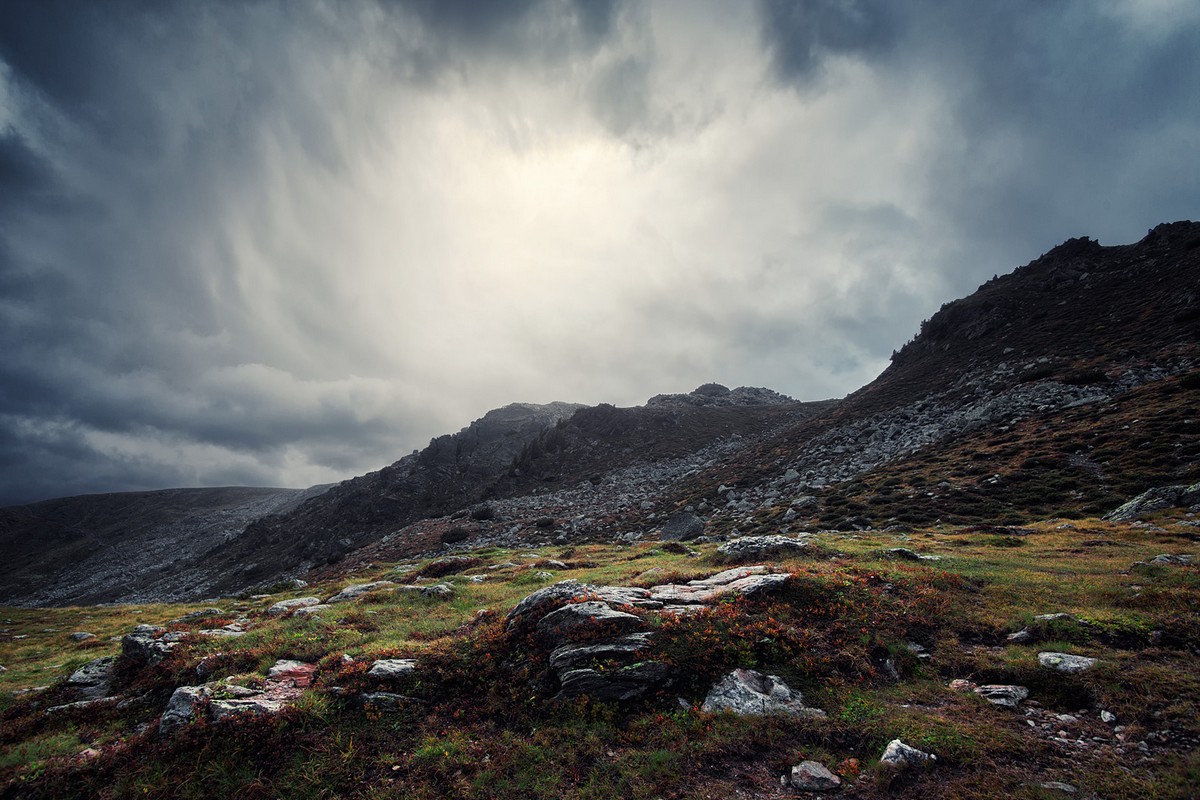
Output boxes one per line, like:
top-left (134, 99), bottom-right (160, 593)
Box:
top-left (0, 221), bottom-right (1196, 606)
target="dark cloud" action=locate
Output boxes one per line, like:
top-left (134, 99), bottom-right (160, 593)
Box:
top-left (0, 1), bottom-right (1196, 505)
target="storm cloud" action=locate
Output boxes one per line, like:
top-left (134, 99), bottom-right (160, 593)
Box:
top-left (1, 0), bottom-right (1197, 504)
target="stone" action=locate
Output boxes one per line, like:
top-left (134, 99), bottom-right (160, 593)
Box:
top-left (1038, 652), bottom-right (1099, 673)
top-left (209, 696), bottom-right (284, 723)
top-left (267, 597), bottom-right (322, 616)
top-left (548, 633), bottom-right (654, 673)
top-left (948, 678), bottom-right (977, 692)
top-left (716, 535), bottom-right (809, 562)
top-left (649, 572), bottom-right (789, 605)
top-left (159, 686), bottom-right (211, 735)
top-left (787, 760), bottom-right (841, 791)
top-left (1104, 484), bottom-right (1200, 522)
top-left (367, 659), bottom-right (418, 680)
top-left (421, 583), bottom-right (454, 598)
top-left (879, 738), bottom-right (936, 769)
top-left (69, 632), bottom-right (96, 641)
top-left (326, 582), bottom-right (396, 603)
top-left (1040, 782), bottom-right (1077, 794)
top-left (659, 512), bottom-right (705, 541)
top-left (1100, 710), bottom-right (1117, 723)
top-left (293, 604), bottom-right (334, 617)
top-left (701, 669), bottom-right (823, 717)
top-left (505, 580), bottom-right (591, 631)
top-left (172, 607), bottom-right (224, 623)
top-left (885, 547), bottom-right (941, 562)
top-left (267, 660), bottom-right (317, 687)
top-left (67, 656), bottom-right (116, 700)
top-left (536, 601), bottom-right (642, 645)
top-left (122, 625), bottom-right (177, 666)
top-left (354, 691), bottom-right (414, 712)
top-left (975, 684), bottom-right (1029, 708)
top-left (1007, 629), bottom-right (1033, 644)
top-left (555, 662), bottom-right (673, 702)
top-left (1150, 553), bottom-right (1195, 565)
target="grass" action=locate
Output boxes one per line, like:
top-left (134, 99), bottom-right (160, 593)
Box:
top-left (1, 521), bottom-right (1197, 799)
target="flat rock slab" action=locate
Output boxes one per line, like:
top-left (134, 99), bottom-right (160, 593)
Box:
top-left (555, 662), bottom-right (673, 702)
top-left (549, 633), bottom-right (654, 673)
top-left (1039, 652), bottom-right (1099, 673)
top-left (702, 668), bottom-right (822, 717)
top-left (368, 659), bottom-right (418, 680)
top-left (326, 582), bottom-right (396, 603)
top-left (537, 601), bottom-right (643, 644)
top-left (267, 597), bottom-right (322, 616)
top-left (267, 660), bottom-right (317, 687)
top-left (975, 684), bottom-right (1029, 708)
top-left (650, 573), bottom-right (789, 605)
top-left (717, 535), bottom-right (810, 562)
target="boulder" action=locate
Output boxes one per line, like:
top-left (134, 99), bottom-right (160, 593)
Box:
top-left (649, 571), bottom-right (789, 605)
top-left (67, 656), bottom-right (116, 700)
top-left (716, 535), bottom-right (809, 562)
top-left (787, 760), bottom-right (841, 791)
top-left (1104, 483), bottom-right (1200, 522)
top-left (421, 583), bottom-right (455, 599)
top-left (354, 691), bottom-right (414, 712)
top-left (885, 547), bottom-right (942, 562)
top-left (367, 659), bottom-right (418, 680)
top-left (208, 696), bottom-right (284, 723)
top-left (536, 601), bottom-right (642, 645)
top-left (879, 738), bottom-right (936, 769)
top-left (506, 580), bottom-right (591, 631)
top-left (293, 604), bottom-right (334, 617)
top-left (122, 625), bottom-right (177, 666)
top-left (555, 662), bottom-right (673, 702)
top-left (548, 633), bottom-right (654, 673)
top-left (69, 632), bottom-right (96, 642)
top-left (1150, 553), bottom-right (1195, 565)
top-left (326, 582), bottom-right (396, 603)
top-left (1038, 652), bottom-right (1099, 673)
top-left (701, 669), bottom-right (823, 717)
top-left (659, 513), bottom-right (705, 542)
top-left (267, 597), bottom-right (322, 616)
top-left (267, 660), bottom-right (317, 687)
top-left (975, 684), bottom-right (1029, 708)
top-left (159, 686), bottom-right (211, 735)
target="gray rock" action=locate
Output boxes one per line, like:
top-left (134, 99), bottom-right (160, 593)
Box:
top-left (1151, 553), bottom-right (1196, 565)
top-left (1100, 710), bottom-right (1117, 724)
top-left (505, 580), bottom-right (591, 631)
top-left (1038, 652), bottom-right (1099, 673)
top-left (880, 738), bottom-right (936, 769)
top-left (69, 632), bottom-right (96, 641)
top-left (701, 669), bottom-right (823, 717)
top-left (536, 601), bottom-right (642, 645)
top-left (1006, 629), bottom-right (1033, 644)
top-left (975, 684), bottom-right (1029, 708)
top-left (267, 660), bottom-right (310, 680)
top-left (659, 513), bottom-right (705, 542)
top-left (555, 662), bottom-right (673, 702)
top-left (172, 607), bottom-right (224, 623)
top-left (159, 685), bottom-right (211, 735)
top-left (122, 624), bottom-right (177, 666)
top-left (421, 583), bottom-right (455, 598)
top-left (326, 582), bottom-right (396, 603)
top-left (354, 691), bottom-right (414, 712)
top-left (367, 659), bottom-right (418, 680)
top-left (1039, 782), bottom-right (1077, 794)
top-left (209, 696), bottom-right (284, 723)
top-left (650, 572), bottom-right (789, 605)
top-left (885, 547), bottom-right (942, 562)
top-left (716, 535), bottom-right (809, 562)
top-left (1104, 483), bottom-right (1200, 522)
top-left (67, 656), bottom-right (116, 700)
top-left (267, 597), bottom-right (322, 616)
top-left (549, 633), bottom-right (654, 673)
top-left (787, 760), bottom-right (841, 791)
top-left (293, 604), bottom-right (334, 617)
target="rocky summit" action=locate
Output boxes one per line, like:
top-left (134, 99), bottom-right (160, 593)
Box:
top-left (0, 222), bottom-right (1198, 799)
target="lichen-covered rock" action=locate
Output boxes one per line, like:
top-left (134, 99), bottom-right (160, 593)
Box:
top-left (505, 580), bottom-right (591, 631)
top-left (716, 535), bottom-right (809, 562)
top-left (548, 633), bottom-right (655, 674)
top-left (880, 738), bottom-right (936, 769)
top-left (367, 659), bottom-right (418, 680)
top-left (555, 662), bottom-right (673, 702)
top-left (66, 656), bottom-right (116, 700)
top-left (267, 597), bottom-right (322, 616)
top-left (326, 582), bottom-right (396, 603)
top-left (975, 684), bottom-right (1029, 708)
top-left (1038, 652), bottom-right (1099, 673)
top-left (649, 571), bottom-right (789, 605)
top-left (1104, 483), bottom-right (1200, 521)
top-left (787, 760), bottom-right (841, 791)
top-left (701, 669), bottom-right (823, 717)
top-left (536, 601), bottom-right (642, 645)
top-left (122, 625), bottom-right (177, 666)
top-left (659, 512), bottom-right (705, 541)
top-left (421, 583), bottom-right (455, 599)
top-left (159, 685), bottom-right (211, 735)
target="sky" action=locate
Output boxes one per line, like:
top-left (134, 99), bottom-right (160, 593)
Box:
top-left (1, 0), bottom-right (1198, 505)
